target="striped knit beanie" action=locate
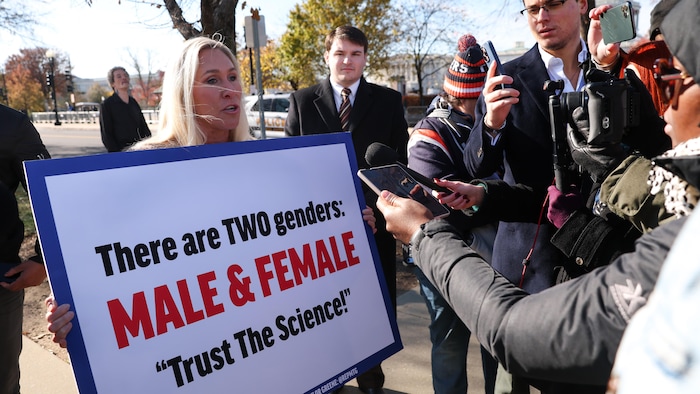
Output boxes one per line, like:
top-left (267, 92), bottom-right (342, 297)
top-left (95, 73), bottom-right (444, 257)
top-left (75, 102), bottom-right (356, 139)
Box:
top-left (443, 34), bottom-right (488, 99)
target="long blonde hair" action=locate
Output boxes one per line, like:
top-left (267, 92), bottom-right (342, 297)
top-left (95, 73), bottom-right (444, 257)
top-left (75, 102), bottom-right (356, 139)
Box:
top-left (133, 36), bottom-right (251, 149)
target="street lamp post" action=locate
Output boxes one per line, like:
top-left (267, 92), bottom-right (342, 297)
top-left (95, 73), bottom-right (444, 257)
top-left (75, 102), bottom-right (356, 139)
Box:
top-left (45, 50), bottom-right (62, 126)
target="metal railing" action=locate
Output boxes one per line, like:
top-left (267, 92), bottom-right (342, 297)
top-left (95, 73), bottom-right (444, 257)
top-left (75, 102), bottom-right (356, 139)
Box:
top-left (31, 109), bottom-right (160, 125)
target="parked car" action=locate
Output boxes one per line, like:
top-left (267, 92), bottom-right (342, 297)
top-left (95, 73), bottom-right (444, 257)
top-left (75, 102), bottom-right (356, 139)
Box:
top-left (245, 93), bottom-right (290, 139)
top-left (75, 102), bottom-right (100, 111)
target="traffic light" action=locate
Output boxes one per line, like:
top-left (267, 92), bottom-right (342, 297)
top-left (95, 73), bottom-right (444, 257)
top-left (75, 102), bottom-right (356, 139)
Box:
top-left (65, 73), bottom-right (74, 93)
top-left (46, 73), bottom-right (53, 88)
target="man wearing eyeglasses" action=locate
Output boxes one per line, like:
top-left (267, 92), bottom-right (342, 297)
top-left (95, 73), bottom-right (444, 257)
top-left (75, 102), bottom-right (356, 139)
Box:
top-left (461, 1), bottom-right (671, 392)
top-left (372, 0), bottom-right (700, 390)
top-left (465, 0), bottom-right (592, 297)
top-left (465, 2), bottom-right (606, 391)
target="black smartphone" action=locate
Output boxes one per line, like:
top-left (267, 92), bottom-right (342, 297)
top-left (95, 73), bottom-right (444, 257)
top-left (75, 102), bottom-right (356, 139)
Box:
top-left (483, 40), bottom-right (509, 90)
top-left (600, 1), bottom-right (636, 44)
top-left (0, 262), bottom-right (20, 284)
top-left (358, 165), bottom-right (450, 219)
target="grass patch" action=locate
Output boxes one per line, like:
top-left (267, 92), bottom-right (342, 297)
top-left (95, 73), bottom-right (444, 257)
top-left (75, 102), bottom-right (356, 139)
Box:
top-left (15, 187), bottom-right (36, 237)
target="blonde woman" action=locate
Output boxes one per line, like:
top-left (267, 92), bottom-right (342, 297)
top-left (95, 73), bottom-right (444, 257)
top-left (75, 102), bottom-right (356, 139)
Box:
top-left (46, 36), bottom-right (375, 347)
top-left (131, 36), bottom-right (252, 150)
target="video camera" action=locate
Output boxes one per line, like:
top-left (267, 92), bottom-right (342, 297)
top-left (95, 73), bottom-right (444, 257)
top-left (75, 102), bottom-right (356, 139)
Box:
top-left (546, 68), bottom-right (640, 190)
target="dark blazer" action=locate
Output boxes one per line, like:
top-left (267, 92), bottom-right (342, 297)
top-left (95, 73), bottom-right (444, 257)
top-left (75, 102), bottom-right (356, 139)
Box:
top-left (285, 77), bottom-right (409, 309)
top-left (464, 45), bottom-right (566, 293)
top-left (0, 104), bottom-right (51, 192)
top-left (0, 180), bottom-right (23, 265)
top-left (285, 77), bottom-right (408, 169)
top-left (0, 104), bottom-right (49, 263)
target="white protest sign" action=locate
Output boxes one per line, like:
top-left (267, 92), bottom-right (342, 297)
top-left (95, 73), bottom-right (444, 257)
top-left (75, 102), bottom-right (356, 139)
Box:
top-left (25, 133), bottom-right (401, 394)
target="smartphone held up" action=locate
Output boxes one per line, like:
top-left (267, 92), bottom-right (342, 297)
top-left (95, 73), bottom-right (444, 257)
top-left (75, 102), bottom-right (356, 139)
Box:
top-left (358, 165), bottom-right (450, 219)
top-left (482, 40), bottom-right (510, 90)
top-left (600, 1), bottom-right (637, 44)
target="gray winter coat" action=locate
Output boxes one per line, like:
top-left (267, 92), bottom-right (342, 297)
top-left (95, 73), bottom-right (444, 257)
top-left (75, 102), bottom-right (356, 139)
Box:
top-left (410, 216), bottom-right (687, 385)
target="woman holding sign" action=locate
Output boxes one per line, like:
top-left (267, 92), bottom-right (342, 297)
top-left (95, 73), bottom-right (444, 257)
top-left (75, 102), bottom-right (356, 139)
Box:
top-left (45, 35), bottom-right (377, 348)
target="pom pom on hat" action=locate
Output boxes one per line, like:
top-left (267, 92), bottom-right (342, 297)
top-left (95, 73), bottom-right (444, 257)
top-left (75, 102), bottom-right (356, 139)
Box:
top-left (458, 34), bottom-right (477, 52)
top-left (444, 34), bottom-right (488, 99)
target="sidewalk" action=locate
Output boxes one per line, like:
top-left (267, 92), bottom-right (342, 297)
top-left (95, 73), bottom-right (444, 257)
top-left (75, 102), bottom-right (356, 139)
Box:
top-left (34, 121), bottom-right (102, 130)
top-left (20, 286), bottom-right (488, 393)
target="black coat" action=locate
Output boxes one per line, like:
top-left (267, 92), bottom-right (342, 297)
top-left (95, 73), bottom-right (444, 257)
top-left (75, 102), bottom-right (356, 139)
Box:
top-left (285, 77), bottom-right (408, 170)
top-left (464, 45), bottom-right (568, 293)
top-left (0, 104), bottom-right (51, 192)
top-left (0, 104), bottom-right (49, 263)
top-left (285, 77), bottom-right (409, 307)
top-left (99, 94), bottom-right (151, 152)
top-left (0, 181), bottom-right (23, 265)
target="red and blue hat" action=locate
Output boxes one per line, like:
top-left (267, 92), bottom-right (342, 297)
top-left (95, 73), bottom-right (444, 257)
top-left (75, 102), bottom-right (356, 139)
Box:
top-left (443, 34), bottom-right (488, 99)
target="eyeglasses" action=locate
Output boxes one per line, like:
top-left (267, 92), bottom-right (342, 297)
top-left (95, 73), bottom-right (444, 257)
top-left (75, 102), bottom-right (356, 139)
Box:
top-left (520, 0), bottom-right (568, 17)
top-left (653, 58), bottom-right (694, 110)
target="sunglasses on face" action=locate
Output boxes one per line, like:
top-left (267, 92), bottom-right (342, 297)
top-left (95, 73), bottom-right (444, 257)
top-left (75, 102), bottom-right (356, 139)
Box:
top-left (653, 58), bottom-right (694, 110)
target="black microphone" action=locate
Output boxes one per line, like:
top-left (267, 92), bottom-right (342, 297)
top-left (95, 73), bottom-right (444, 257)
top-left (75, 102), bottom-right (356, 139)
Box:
top-left (365, 142), bottom-right (452, 193)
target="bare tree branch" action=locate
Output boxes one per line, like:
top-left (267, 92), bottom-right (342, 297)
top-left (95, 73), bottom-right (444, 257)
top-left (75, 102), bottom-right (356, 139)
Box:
top-left (163, 0), bottom-right (201, 39)
top-left (0, 0), bottom-right (47, 37)
top-left (394, 0), bottom-right (471, 104)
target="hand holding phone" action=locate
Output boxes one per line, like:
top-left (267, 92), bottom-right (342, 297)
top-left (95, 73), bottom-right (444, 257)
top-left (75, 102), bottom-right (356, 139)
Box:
top-left (483, 41), bottom-right (510, 90)
top-left (600, 2), bottom-right (636, 44)
top-left (1, 262), bottom-right (20, 284)
top-left (365, 142), bottom-right (452, 193)
top-left (358, 165), bottom-right (450, 219)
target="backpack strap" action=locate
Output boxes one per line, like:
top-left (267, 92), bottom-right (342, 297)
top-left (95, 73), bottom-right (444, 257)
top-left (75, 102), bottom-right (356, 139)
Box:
top-left (419, 108), bottom-right (474, 177)
top-left (428, 108), bottom-right (472, 145)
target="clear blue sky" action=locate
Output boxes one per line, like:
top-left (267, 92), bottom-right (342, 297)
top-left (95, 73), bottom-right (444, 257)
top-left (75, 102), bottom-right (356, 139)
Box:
top-left (1, 0), bottom-right (657, 79)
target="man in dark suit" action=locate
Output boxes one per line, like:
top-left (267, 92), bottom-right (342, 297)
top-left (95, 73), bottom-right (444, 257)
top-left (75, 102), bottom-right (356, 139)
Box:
top-left (285, 25), bottom-right (408, 394)
top-left (463, 1), bottom-right (669, 393)
top-left (0, 103), bottom-right (51, 393)
top-left (466, 0), bottom-right (670, 294)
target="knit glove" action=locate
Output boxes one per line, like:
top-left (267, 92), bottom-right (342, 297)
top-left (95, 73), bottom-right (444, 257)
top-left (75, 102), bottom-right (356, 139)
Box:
top-left (567, 107), bottom-right (627, 183)
top-left (547, 185), bottom-right (584, 228)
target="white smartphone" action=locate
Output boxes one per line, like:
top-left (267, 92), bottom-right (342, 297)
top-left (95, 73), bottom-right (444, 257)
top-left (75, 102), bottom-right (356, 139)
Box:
top-left (358, 164), bottom-right (450, 219)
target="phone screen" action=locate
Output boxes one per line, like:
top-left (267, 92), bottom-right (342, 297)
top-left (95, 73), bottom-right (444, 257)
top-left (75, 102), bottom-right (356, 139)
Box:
top-left (358, 165), bottom-right (450, 218)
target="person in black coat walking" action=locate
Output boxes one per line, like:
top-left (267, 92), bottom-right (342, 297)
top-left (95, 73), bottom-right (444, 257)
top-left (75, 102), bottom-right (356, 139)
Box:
top-left (99, 66), bottom-right (151, 152)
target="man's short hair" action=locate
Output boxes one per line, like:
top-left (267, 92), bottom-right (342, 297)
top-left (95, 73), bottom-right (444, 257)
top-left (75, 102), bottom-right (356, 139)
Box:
top-left (325, 26), bottom-right (368, 53)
